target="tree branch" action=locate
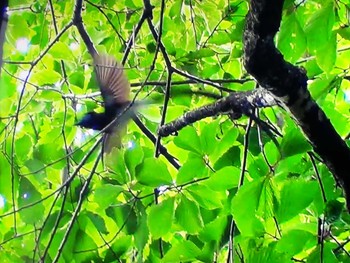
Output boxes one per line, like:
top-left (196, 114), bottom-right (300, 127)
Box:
top-left (243, 0), bottom-right (350, 210)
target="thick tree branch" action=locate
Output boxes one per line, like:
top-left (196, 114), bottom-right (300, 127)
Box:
top-left (243, 0), bottom-right (350, 210)
top-left (158, 88), bottom-right (277, 137)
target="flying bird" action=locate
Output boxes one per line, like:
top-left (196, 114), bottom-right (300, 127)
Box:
top-left (76, 54), bottom-right (133, 151)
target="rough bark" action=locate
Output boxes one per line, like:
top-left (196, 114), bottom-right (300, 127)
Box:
top-left (243, 0), bottom-right (350, 210)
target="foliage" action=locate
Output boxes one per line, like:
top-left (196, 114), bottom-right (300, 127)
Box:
top-left (1, 0), bottom-right (350, 262)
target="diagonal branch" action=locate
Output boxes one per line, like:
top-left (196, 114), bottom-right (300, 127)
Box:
top-left (158, 88), bottom-right (277, 137)
top-left (243, 0), bottom-right (350, 210)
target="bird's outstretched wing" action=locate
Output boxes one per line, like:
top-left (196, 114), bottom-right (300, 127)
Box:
top-left (93, 54), bottom-right (130, 111)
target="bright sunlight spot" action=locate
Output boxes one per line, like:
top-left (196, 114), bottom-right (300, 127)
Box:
top-left (0, 195), bottom-right (5, 209)
top-left (69, 42), bottom-right (79, 51)
top-left (344, 90), bottom-right (350, 103)
top-left (126, 140), bottom-right (135, 149)
top-left (157, 185), bottom-right (168, 195)
top-left (17, 70), bottom-right (30, 92)
top-left (16, 38), bottom-right (30, 53)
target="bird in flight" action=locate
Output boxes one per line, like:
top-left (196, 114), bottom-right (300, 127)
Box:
top-left (76, 54), bottom-right (133, 151)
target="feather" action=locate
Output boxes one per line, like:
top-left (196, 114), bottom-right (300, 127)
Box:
top-left (93, 54), bottom-right (130, 108)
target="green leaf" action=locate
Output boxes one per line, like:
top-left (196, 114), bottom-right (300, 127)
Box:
top-left (280, 125), bottom-right (311, 158)
top-left (186, 48), bottom-right (215, 60)
top-left (231, 177), bottom-right (265, 236)
top-left (304, 3), bottom-right (335, 52)
top-left (277, 13), bottom-right (306, 63)
top-left (199, 215), bottom-right (228, 242)
top-left (15, 134), bottom-right (33, 162)
top-left (246, 243), bottom-right (290, 263)
top-left (18, 177), bottom-right (45, 225)
top-left (162, 240), bottom-right (201, 262)
top-left (38, 90), bottom-right (62, 101)
top-left (204, 166), bottom-right (240, 191)
top-left (175, 196), bottom-right (203, 234)
top-left (174, 126), bottom-right (202, 154)
top-left (106, 205), bottom-right (137, 235)
top-left (73, 229), bottom-right (98, 261)
top-left (324, 199), bottom-right (344, 223)
top-left (277, 179), bottom-right (317, 223)
top-left (125, 144), bottom-right (144, 177)
top-left (275, 230), bottom-right (315, 256)
top-left (32, 69), bottom-right (62, 86)
top-left (169, 0), bottom-right (183, 19)
top-left (316, 32), bottom-right (336, 73)
top-left (136, 158), bottom-right (172, 187)
top-left (211, 126), bottom-right (239, 164)
top-left (48, 41), bottom-right (74, 60)
top-left (187, 184), bottom-right (224, 210)
top-left (147, 197), bottom-right (174, 239)
top-left (176, 155), bottom-right (206, 185)
top-left (106, 235), bottom-right (132, 259)
top-left (223, 58), bottom-right (242, 78)
top-left (85, 211), bottom-right (109, 235)
top-left (134, 203), bottom-right (149, 254)
top-left (199, 120), bottom-right (218, 155)
top-left (93, 184), bottom-right (124, 210)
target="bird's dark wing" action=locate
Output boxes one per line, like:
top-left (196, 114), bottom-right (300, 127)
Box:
top-left (93, 54), bottom-right (130, 111)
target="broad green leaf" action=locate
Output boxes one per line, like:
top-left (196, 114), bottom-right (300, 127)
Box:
top-left (210, 126), bottom-right (239, 164)
top-left (37, 90), bottom-right (62, 101)
top-left (316, 32), bottom-right (336, 73)
top-left (256, 176), bottom-right (278, 220)
top-left (176, 154), bottom-right (206, 184)
top-left (277, 179), bottom-right (317, 223)
top-left (324, 199), bottom-right (344, 223)
top-left (105, 235), bottom-right (132, 260)
top-left (134, 203), bottom-right (149, 255)
top-left (125, 144), bottom-right (144, 177)
top-left (48, 41), bottom-right (74, 60)
top-left (264, 141), bottom-right (281, 165)
top-left (231, 177), bottom-right (265, 236)
top-left (246, 243), bottom-right (290, 263)
top-left (106, 148), bottom-right (128, 184)
top-left (175, 196), bottom-right (203, 234)
top-left (169, 0), bottom-right (183, 19)
top-left (280, 125), bottom-right (311, 158)
top-left (15, 134), bottom-right (33, 162)
top-left (136, 158), bottom-right (172, 187)
top-left (186, 48), bottom-right (215, 60)
top-left (204, 166), bottom-right (240, 191)
top-left (18, 177), bottom-right (45, 225)
top-left (187, 184), bottom-right (224, 210)
top-left (223, 58), bottom-right (242, 78)
top-left (275, 230), bottom-right (315, 256)
top-left (0, 74), bottom-right (16, 99)
top-left (199, 215), bottom-right (228, 242)
top-left (277, 13), bottom-right (306, 63)
top-left (304, 3), bottom-right (335, 52)
top-left (106, 204), bottom-right (137, 235)
top-left (199, 120), bottom-right (218, 155)
top-left (307, 242), bottom-right (339, 263)
top-left (32, 69), bottom-right (62, 86)
top-left (147, 197), bottom-right (174, 239)
top-left (162, 240), bottom-right (201, 262)
top-left (85, 211), bottom-right (109, 235)
top-left (73, 230), bottom-right (98, 262)
top-left (93, 184), bottom-right (124, 210)
top-left (174, 126), bottom-right (202, 154)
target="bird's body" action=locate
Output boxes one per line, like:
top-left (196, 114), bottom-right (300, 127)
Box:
top-left (76, 54), bottom-right (132, 150)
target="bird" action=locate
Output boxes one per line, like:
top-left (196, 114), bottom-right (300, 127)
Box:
top-left (76, 54), bottom-right (133, 151)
